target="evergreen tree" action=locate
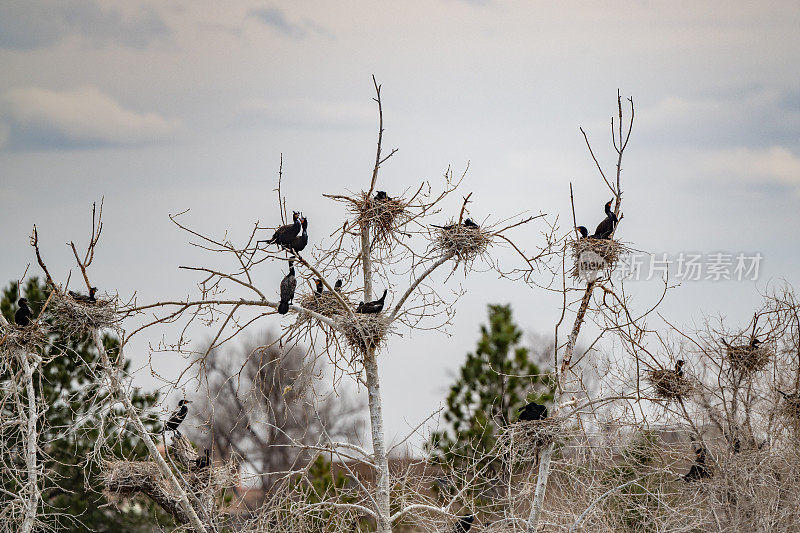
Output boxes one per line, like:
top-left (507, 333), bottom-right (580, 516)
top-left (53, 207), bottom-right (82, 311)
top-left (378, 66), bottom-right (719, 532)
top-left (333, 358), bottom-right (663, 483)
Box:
top-left (427, 304), bottom-right (554, 494)
top-left (1, 278), bottom-right (166, 532)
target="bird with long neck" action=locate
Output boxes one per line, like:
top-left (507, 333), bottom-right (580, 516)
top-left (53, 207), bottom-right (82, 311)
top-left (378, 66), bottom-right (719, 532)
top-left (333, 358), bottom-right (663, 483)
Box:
top-left (69, 286), bottom-right (98, 303)
top-left (290, 216), bottom-right (308, 254)
top-left (593, 199), bottom-right (618, 239)
top-left (356, 289), bottom-right (387, 314)
top-left (278, 261), bottom-right (296, 315)
top-left (260, 211), bottom-right (302, 250)
top-left (164, 399), bottom-right (191, 436)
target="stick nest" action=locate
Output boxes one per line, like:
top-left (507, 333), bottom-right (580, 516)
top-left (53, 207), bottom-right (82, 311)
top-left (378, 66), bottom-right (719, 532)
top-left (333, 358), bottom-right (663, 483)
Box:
top-left (338, 313), bottom-right (391, 355)
top-left (725, 344), bottom-right (771, 375)
top-left (50, 292), bottom-right (120, 335)
top-left (101, 459), bottom-right (181, 504)
top-left (498, 417), bottom-right (571, 461)
top-left (298, 291), bottom-right (353, 319)
top-left (646, 369), bottom-right (694, 401)
top-left (0, 323), bottom-right (49, 353)
top-left (432, 223), bottom-right (492, 265)
top-left (569, 237), bottom-right (626, 279)
top-left (170, 433), bottom-right (199, 467)
top-left (355, 191), bottom-right (410, 247)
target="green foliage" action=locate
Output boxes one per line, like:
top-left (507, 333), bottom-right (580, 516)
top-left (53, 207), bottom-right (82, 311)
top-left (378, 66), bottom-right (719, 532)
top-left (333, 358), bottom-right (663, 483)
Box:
top-left (1, 278), bottom-right (166, 532)
top-left (426, 304), bottom-right (554, 492)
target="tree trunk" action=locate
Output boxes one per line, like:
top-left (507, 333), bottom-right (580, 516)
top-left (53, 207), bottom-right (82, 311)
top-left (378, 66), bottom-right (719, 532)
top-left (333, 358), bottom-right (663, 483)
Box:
top-left (19, 349), bottom-right (40, 533)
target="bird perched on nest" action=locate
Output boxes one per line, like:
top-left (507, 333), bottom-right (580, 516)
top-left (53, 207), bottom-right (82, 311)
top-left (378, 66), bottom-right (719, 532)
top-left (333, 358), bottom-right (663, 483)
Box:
top-left (314, 279), bottom-right (324, 294)
top-left (69, 287), bottom-right (97, 303)
top-left (722, 337), bottom-right (762, 351)
top-left (164, 399), bottom-right (191, 435)
top-left (14, 298), bottom-right (32, 327)
top-left (289, 216), bottom-right (308, 254)
top-left (278, 261), bottom-right (296, 315)
top-left (334, 279), bottom-right (343, 291)
top-left (592, 200), bottom-right (618, 239)
top-left (675, 360), bottom-right (685, 377)
top-left (433, 218), bottom-right (479, 230)
top-left (194, 449), bottom-right (211, 470)
top-left (259, 211), bottom-right (302, 250)
top-left (451, 514), bottom-right (474, 533)
top-left (356, 289), bottom-right (387, 314)
top-left (375, 190), bottom-right (392, 201)
top-left (517, 401), bottom-right (548, 422)
top-left (683, 446), bottom-right (711, 482)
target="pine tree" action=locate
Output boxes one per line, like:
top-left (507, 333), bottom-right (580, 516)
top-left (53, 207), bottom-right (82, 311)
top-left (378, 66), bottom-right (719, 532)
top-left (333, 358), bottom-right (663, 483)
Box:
top-left (1, 278), bottom-right (166, 532)
top-left (427, 304), bottom-right (554, 496)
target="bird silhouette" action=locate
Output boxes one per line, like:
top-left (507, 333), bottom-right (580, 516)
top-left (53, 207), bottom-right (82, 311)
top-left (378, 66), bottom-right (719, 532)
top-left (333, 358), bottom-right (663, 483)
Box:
top-left (452, 514), bottom-right (474, 533)
top-left (356, 289), bottom-right (387, 314)
top-left (683, 446), bottom-right (711, 482)
top-left (164, 399), bottom-right (191, 435)
top-left (315, 279), bottom-right (324, 294)
top-left (260, 211), bottom-right (302, 250)
top-left (194, 449), bottom-right (211, 470)
top-left (592, 200), bottom-right (618, 239)
top-left (675, 360), bottom-right (685, 378)
top-left (69, 287), bottom-right (97, 303)
top-left (375, 190), bottom-right (391, 201)
top-left (278, 261), bottom-right (296, 315)
top-left (14, 298), bottom-right (32, 327)
top-left (517, 401), bottom-right (548, 422)
top-left (289, 216), bottom-right (308, 254)
top-left (433, 218), bottom-right (479, 230)
top-left (334, 279), bottom-right (343, 291)
top-left (576, 226), bottom-right (591, 239)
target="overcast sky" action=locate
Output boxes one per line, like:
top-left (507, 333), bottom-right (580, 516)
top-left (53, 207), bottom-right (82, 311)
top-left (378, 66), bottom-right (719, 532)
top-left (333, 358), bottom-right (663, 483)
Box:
top-left (1, 0), bottom-right (799, 447)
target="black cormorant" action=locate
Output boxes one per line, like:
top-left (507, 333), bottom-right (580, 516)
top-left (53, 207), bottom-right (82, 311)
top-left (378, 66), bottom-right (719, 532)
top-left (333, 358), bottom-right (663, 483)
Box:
top-left (778, 389), bottom-right (800, 402)
top-left (164, 399), bottom-right (191, 435)
top-left (452, 514), bottom-right (474, 533)
top-left (261, 211), bottom-right (302, 250)
top-left (14, 298), bottom-right (32, 327)
top-left (290, 216), bottom-right (308, 254)
top-left (675, 360), bottom-right (685, 378)
top-left (334, 279), bottom-right (343, 291)
top-left (683, 446), bottom-right (711, 482)
top-left (517, 401), bottom-right (548, 422)
top-left (356, 289), bottom-right (387, 314)
top-left (194, 449), bottom-right (211, 470)
top-left (278, 262), bottom-right (296, 315)
top-left (375, 191), bottom-right (391, 201)
top-left (433, 218), bottom-right (479, 230)
top-left (69, 287), bottom-right (98, 303)
top-left (576, 226), bottom-right (590, 239)
top-left (315, 279), bottom-right (324, 294)
top-left (593, 200), bottom-right (618, 239)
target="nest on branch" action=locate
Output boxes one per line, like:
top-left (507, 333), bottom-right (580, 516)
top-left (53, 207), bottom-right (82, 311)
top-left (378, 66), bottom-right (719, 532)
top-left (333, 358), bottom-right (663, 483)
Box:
top-left (497, 416), bottom-right (571, 461)
top-left (432, 222), bottom-right (492, 266)
top-left (646, 369), bottom-right (694, 401)
top-left (298, 291), bottom-right (353, 319)
top-left (50, 292), bottom-right (119, 335)
top-left (170, 433), bottom-right (198, 467)
top-left (338, 312), bottom-right (391, 356)
top-left (569, 237), bottom-right (626, 279)
top-left (101, 460), bottom-right (187, 520)
top-left (0, 323), bottom-right (49, 354)
top-left (725, 342), bottom-right (770, 375)
top-left (353, 191), bottom-right (411, 248)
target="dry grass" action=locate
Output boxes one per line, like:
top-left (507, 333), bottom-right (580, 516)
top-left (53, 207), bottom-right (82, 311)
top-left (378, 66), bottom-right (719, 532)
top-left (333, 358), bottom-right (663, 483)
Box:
top-left (569, 237), bottom-right (626, 279)
top-left (646, 369), bottom-right (694, 401)
top-left (432, 223), bottom-right (492, 266)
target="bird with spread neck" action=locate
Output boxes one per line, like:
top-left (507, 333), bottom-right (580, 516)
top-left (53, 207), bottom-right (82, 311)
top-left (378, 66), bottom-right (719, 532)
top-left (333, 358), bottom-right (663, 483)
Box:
top-left (683, 446), bottom-right (711, 482)
top-left (314, 279), bottom-right (324, 294)
top-left (592, 199), bottom-right (618, 239)
top-left (260, 211), bottom-right (302, 250)
top-left (15, 298), bottom-right (32, 327)
top-left (278, 261), bottom-right (296, 315)
top-left (356, 289), bottom-right (387, 314)
top-left (164, 399), bottom-right (191, 435)
top-left (290, 216), bottom-right (308, 254)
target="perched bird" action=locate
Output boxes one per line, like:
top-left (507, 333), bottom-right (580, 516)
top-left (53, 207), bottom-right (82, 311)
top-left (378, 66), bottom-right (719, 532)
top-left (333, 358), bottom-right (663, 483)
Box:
top-left (675, 360), bottom-right (685, 378)
top-left (260, 211), bottom-right (302, 250)
top-left (278, 262), bottom-right (296, 315)
top-left (432, 218), bottom-right (479, 230)
top-left (14, 298), bottom-right (32, 327)
top-left (289, 216), bottom-right (308, 254)
top-left (334, 279), bottom-right (343, 291)
top-left (69, 287), bottom-right (98, 303)
top-left (356, 289), bottom-right (387, 314)
top-left (375, 190), bottom-right (391, 201)
top-left (517, 401), bottom-right (548, 422)
top-left (452, 514), bottom-right (474, 533)
top-left (164, 399), bottom-right (191, 435)
top-left (576, 226), bottom-right (591, 239)
top-left (592, 200), bottom-right (619, 239)
top-left (194, 449), bottom-right (211, 470)
top-left (315, 279), bottom-right (324, 294)
top-left (683, 446), bottom-right (711, 482)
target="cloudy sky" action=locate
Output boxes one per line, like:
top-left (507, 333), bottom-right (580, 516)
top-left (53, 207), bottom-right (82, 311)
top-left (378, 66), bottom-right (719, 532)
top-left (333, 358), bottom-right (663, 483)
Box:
top-left (1, 1), bottom-right (799, 446)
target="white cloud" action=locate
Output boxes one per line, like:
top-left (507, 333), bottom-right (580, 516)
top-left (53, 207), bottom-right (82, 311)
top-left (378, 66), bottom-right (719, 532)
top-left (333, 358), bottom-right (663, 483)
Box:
top-left (0, 86), bottom-right (182, 149)
top-left (701, 146), bottom-right (800, 188)
top-left (237, 98), bottom-right (373, 129)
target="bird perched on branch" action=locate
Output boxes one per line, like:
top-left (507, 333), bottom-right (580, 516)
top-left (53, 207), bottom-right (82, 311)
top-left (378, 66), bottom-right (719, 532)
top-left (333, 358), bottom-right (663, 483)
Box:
top-left (260, 211), bottom-right (302, 250)
top-left (433, 218), bottom-right (479, 230)
top-left (14, 298), bottom-right (32, 327)
top-left (278, 261), bottom-right (296, 315)
top-left (334, 279), bottom-right (343, 291)
top-left (517, 401), bottom-right (548, 422)
top-left (194, 449), bottom-right (211, 470)
top-left (289, 216), bottom-right (308, 254)
top-left (452, 514), bottom-right (474, 533)
top-left (375, 190), bottom-right (392, 201)
top-left (675, 360), bottom-right (685, 378)
top-left (683, 446), bottom-right (711, 482)
top-left (356, 289), bottom-right (387, 314)
top-left (592, 200), bottom-right (618, 239)
top-left (164, 399), bottom-right (191, 435)
top-left (69, 287), bottom-right (97, 303)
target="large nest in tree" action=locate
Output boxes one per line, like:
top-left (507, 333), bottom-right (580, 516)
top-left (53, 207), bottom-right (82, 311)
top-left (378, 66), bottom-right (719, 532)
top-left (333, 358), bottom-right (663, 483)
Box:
top-left (298, 291), bottom-right (353, 319)
top-left (170, 433), bottom-right (199, 467)
top-left (569, 237), bottom-right (626, 279)
top-left (338, 313), bottom-right (391, 356)
top-left (432, 222), bottom-right (492, 265)
top-left (50, 292), bottom-right (119, 335)
top-left (497, 416), bottom-right (571, 461)
top-left (646, 369), bottom-right (694, 401)
top-left (725, 343), bottom-right (770, 375)
top-left (354, 191), bottom-right (411, 247)
top-left (101, 460), bottom-right (184, 514)
top-left (0, 323), bottom-right (49, 354)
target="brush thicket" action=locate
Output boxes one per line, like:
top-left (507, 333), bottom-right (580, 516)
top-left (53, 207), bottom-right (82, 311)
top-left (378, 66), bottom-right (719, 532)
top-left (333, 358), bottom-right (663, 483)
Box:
top-left (647, 369), bottom-right (693, 401)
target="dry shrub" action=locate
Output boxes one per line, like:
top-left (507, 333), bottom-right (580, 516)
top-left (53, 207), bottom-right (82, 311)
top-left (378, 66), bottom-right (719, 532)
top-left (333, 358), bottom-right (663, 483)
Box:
top-left (50, 292), bottom-right (119, 335)
top-left (432, 223), bottom-right (492, 266)
top-left (725, 343), bottom-right (770, 375)
top-left (646, 369), bottom-right (693, 401)
top-left (569, 237), bottom-right (625, 279)
top-left (338, 313), bottom-right (390, 356)
top-left (498, 417), bottom-right (571, 462)
top-left (298, 291), bottom-right (353, 319)
top-left (354, 191), bottom-right (410, 248)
